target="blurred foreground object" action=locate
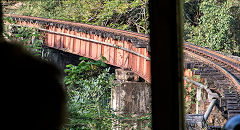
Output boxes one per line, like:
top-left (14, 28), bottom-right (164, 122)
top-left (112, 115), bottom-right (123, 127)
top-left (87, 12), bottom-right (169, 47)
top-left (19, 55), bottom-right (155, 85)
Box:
top-left (0, 40), bottom-right (66, 129)
top-left (224, 115), bottom-right (240, 130)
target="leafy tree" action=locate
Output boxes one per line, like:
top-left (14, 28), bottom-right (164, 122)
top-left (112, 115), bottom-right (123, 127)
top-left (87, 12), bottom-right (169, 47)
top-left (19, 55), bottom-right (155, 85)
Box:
top-left (11, 0), bottom-right (149, 34)
top-left (63, 57), bottom-right (151, 129)
top-left (184, 0), bottom-right (240, 55)
top-left (63, 57), bottom-right (116, 129)
top-left (3, 16), bottom-right (44, 57)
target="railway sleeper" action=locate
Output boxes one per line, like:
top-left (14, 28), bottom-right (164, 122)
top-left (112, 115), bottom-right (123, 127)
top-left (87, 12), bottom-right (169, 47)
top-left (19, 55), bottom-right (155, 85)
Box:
top-left (230, 73), bottom-right (240, 78)
top-left (200, 69), bottom-right (218, 73)
top-left (198, 68), bottom-right (220, 72)
top-left (221, 105), bottom-right (240, 119)
top-left (198, 66), bottom-right (211, 71)
top-left (228, 110), bottom-right (240, 119)
top-left (221, 97), bottom-right (237, 103)
top-left (223, 88), bottom-right (238, 95)
top-left (198, 66), bottom-right (216, 70)
top-left (213, 76), bottom-right (226, 81)
top-left (226, 103), bottom-right (239, 109)
top-left (198, 70), bottom-right (220, 74)
top-left (214, 85), bottom-right (230, 94)
top-left (220, 85), bottom-right (234, 90)
top-left (193, 64), bottom-right (206, 69)
top-left (217, 85), bottom-right (233, 94)
top-left (214, 80), bottom-right (231, 87)
top-left (216, 84), bottom-right (231, 88)
top-left (200, 74), bottom-right (224, 80)
top-left (227, 106), bottom-right (240, 111)
top-left (227, 100), bottom-right (240, 107)
top-left (226, 104), bottom-right (240, 110)
top-left (223, 96), bottom-right (239, 100)
top-left (200, 73), bottom-right (222, 78)
top-left (184, 62), bottom-right (201, 69)
top-left (232, 75), bottom-right (240, 81)
top-left (227, 110), bottom-right (240, 115)
top-left (200, 72), bottom-right (221, 76)
top-left (184, 62), bottom-right (202, 71)
top-left (224, 90), bottom-right (238, 94)
top-left (224, 93), bottom-right (238, 97)
top-left (223, 92), bottom-right (238, 96)
top-left (220, 98), bottom-right (239, 108)
top-left (222, 98), bottom-right (239, 102)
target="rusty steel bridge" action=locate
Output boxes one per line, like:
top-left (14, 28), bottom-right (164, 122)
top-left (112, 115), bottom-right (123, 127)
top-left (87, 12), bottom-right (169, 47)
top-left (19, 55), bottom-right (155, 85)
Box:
top-left (5, 14), bottom-right (151, 83)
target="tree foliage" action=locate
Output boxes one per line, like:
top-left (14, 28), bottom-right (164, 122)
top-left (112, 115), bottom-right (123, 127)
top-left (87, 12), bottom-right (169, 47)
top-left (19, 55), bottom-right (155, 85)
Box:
top-left (3, 16), bottom-right (44, 57)
top-left (63, 58), bottom-right (151, 129)
top-left (11, 0), bottom-right (149, 34)
top-left (63, 58), bottom-right (115, 129)
top-left (184, 0), bottom-right (240, 55)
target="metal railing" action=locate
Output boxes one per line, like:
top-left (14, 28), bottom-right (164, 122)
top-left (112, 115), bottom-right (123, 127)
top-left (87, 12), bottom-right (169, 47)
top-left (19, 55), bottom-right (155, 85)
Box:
top-left (184, 77), bottom-right (219, 129)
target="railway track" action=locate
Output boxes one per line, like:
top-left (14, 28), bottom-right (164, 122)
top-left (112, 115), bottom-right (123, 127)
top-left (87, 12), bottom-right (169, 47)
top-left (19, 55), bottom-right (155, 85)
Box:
top-left (4, 14), bottom-right (151, 82)
top-left (184, 43), bottom-right (240, 120)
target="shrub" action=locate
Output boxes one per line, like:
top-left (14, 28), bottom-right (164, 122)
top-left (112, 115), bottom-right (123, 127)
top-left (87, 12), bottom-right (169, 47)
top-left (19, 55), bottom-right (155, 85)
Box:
top-left (184, 0), bottom-right (240, 55)
top-left (63, 57), bottom-right (115, 129)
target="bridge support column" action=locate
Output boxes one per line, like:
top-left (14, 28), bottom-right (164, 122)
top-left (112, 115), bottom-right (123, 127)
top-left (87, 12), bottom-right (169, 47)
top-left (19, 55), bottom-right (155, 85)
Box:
top-left (111, 69), bottom-right (151, 129)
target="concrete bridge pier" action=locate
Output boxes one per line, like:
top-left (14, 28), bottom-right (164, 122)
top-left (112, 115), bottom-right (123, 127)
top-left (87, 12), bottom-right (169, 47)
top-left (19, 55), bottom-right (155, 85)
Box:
top-left (111, 69), bottom-right (151, 129)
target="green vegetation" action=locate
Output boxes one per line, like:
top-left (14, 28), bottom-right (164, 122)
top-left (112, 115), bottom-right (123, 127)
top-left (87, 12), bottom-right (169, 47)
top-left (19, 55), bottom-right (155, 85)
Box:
top-left (7, 0), bottom-right (149, 34)
top-left (63, 57), bottom-right (115, 129)
top-left (63, 56), bottom-right (151, 129)
top-left (3, 16), bottom-right (44, 57)
top-left (184, 73), bottom-right (198, 114)
top-left (63, 57), bottom-right (151, 129)
top-left (184, 0), bottom-right (240, 55)
top-left (8, 0), bottom-right (240, 54)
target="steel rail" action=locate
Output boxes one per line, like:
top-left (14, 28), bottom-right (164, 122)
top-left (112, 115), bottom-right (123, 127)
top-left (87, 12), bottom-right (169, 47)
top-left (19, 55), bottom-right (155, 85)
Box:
top-left (184, 50), bottom-right (240, 91)
top-left (185, 45), bottom-right (240, 72)
top-left (4, 14), bottom-right (149, 41)
top-left (10, 24), bottom-right (151, 61)
top-left (185, 42), bottom-right (240, 67)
